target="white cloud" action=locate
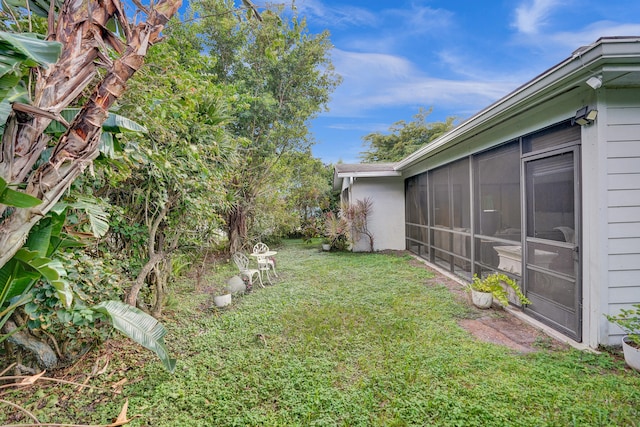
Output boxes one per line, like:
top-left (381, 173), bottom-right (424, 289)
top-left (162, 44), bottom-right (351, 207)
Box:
top-left (293, 0), bottom-right (377, 28)
top-left (510, 19), bottom-right (640, 60)
top-left (547, 21), bottom-right (640, 50)
top-left (326, 49), bottom-right (517, 118)
top-left (384, 5), bottom-right (454, 36)
top-left (513, 0), bottom-right (563, 34)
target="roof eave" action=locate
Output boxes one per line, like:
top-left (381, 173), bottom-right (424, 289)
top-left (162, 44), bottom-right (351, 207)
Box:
top-left (395, 37), bottom-right (640, 171)
top-left (336, 171), bottom-right (402, 178)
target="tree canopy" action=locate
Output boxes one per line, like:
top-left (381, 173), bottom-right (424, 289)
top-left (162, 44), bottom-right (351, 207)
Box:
top-left (360, 108), bottom-right (457, 163)
top-left (186, 0), bottom-right (341, 251)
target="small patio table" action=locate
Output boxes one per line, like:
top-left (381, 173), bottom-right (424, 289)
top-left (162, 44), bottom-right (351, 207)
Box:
top-left (249, 250), bottom-right (277, 284)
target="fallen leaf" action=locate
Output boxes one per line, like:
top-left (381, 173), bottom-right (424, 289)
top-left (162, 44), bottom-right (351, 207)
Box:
top-left (19, 370), bottom-right (46, 385)
top-left (114, 400), bottom-right (128, 424)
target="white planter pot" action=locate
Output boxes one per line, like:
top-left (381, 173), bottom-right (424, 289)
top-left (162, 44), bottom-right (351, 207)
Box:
top-left (622, 336), bottom-right (640, 372)
top-left (322, 244), bottom-right (331, 251)
top-left (471, 290), bottom-right (493, 309)
top-left (213, 293), bottom-right (232, 308)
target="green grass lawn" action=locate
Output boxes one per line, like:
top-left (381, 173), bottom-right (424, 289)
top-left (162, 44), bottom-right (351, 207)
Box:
top-left (4, 239), bottom-right (640, 426)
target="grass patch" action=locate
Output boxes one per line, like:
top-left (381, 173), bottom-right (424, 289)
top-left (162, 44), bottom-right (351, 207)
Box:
top-left (2, 239), bottom-right (639, 426)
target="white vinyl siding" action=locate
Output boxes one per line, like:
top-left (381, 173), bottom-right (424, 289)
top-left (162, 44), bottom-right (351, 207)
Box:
top-left (605, 89), bottom-right (640, 342)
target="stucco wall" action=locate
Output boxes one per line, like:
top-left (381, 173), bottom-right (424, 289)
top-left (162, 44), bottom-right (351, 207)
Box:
top-left (349, 176), bottom-right (405, 251)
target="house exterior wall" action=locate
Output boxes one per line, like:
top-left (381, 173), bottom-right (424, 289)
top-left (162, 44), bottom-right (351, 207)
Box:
top-left (400, 86), bottom-right (599, 345)
top-left (336, 39), bottom-right (640, 348)
top-left (398, 83), bottom-right (640, 347)
top-left (600, 88), bottom-right (640, 345)
top-left (349, 177), bottom-right (405, 251)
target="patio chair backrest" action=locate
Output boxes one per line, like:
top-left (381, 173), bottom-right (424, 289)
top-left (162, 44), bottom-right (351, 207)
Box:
top-left (232, 252), bottom-right (250, 271)
top-left (253, 242), bottom-right (269, 254)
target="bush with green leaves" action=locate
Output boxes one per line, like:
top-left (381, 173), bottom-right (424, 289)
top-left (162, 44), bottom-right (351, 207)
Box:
top-left (324, 211), bottom-right (350, 251)
top-left (23, 250), bottom-right (126, 359)
top-left (606, 304), bottom-right (640, 347)
top-left (300, 217), bottom-right (323, 243)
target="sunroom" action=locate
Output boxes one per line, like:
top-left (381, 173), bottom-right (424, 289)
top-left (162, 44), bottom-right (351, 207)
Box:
top-left (334, 36), bottom-right (640, 348)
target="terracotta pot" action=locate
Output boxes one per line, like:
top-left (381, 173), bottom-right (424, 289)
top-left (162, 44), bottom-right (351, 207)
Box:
top-left (622, 336), bottom-right (640, 372)
top-left (471, 289), bottom-right (493, 309)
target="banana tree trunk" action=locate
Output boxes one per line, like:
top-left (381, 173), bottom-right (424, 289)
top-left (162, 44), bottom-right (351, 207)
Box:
top-left (0, 0), bottom-right (182, 267)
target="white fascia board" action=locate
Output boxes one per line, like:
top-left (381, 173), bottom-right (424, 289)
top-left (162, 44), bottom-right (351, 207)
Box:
top-left (336, 171), bottom-right (402, 179)
top-left (395, 37), bottom-right (640, 171)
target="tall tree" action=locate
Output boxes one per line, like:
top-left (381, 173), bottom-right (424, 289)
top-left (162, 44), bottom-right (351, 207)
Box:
top-left (282, 152), bottom-right (332, 224)
top-left (251, 151), bottom-right (333, 242)
top-left (102, 23), bottom-right (236, 315)
top-left (191, 0), bottom-right (340, 252)
top-left (360, 108), bottom-right (457, 163)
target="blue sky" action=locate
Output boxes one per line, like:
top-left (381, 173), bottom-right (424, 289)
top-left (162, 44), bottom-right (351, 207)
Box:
top-left (282, 0), bottom-right (640, 164)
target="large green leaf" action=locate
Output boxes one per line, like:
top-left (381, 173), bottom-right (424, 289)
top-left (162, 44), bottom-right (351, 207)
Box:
top-left (0, 79), bottom-right (29, 127)
top-left (3, 0), bottom-right (62, 18)
top-left (57, 195), bottom-right (110, 238)
top-left (25, 209), bottom-right (68, 256)
top-left (13, 249), bottom-right (72, 307)
top-left (0, 31), bottom-right (61, 127)
top-left (0, 258), bottom-right (38, 305)
top-left (0, 186), bottom-right (42, 207)
top-left (102, 113), bottom-right (148, 134)
top-left (0, 73), bottom-right (23, 100)
top-left (46, 109), bottom-right (147, 136)
top-left (92, 301), bottom-right (176, 373)
top-left (99, 132), bottom-right (116, 158)
top-left (0, 31), bottom-right (62, 69)
top-left (25, 217), bottom-right (53, 257)
top-left (0, 177), bottom-right (42, 208)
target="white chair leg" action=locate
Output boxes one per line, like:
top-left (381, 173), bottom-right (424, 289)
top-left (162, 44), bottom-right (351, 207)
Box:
top-left (257, 272), bottom-right (264, 288)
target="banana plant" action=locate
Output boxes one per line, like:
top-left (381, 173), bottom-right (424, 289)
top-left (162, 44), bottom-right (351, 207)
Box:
top-left (0, 31), bottom-right (63, 128)
top-left (93, 301), bottom-right (176, 372)
top-left (0, 206), bottom-right (70, 344)
top-left (1, 0), bottom-right (181, 373)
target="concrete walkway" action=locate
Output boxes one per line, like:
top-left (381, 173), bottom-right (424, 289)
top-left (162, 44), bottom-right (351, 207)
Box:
top-left (414, 259), bottom-right (571, 353)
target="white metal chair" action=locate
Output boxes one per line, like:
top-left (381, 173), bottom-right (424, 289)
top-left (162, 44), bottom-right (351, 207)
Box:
top-left (232, 252), bottom-right (263, 288)
top-left (252, 242), bottom-right (277, 277)
top-left (255, 254), bottom-right (273, 285)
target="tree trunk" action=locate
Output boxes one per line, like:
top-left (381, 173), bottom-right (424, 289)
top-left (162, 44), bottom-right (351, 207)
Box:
top-left (227, 204), bottom-right (247, 254)
top-left (151, 258), bottom-right (171, 318)
top-left (0, 0), bottom-right (182, 267)
top-left (126, 252), bottom-right (166, 307)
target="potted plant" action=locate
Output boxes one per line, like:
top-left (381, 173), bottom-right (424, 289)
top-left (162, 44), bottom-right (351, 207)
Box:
top-left (605, 304), bottom-right (640, 371)
top-left (321, 238), bottom-right (331, 251)
top-left (468, 273), bottom-right (531, 309)
top-left (213, 293), bottom-right (232, 308)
